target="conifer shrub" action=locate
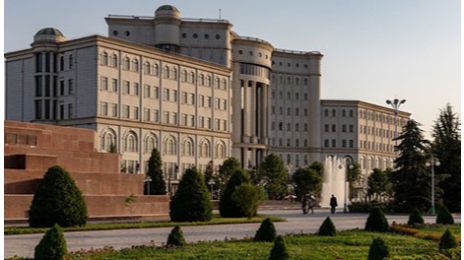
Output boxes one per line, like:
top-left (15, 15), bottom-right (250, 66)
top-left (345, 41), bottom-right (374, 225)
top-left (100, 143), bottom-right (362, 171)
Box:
top-left (368, 237), bottom-right (389, 260)
top-left (144, 148), bottom-right (166, 195)
top-left (407, 208), bottom-right (424, 226)
top-left (29, 165), bottom-right (87, 227)
top-left (166, 225), bottom-right (186, 247)
top-left (365, 207), bottom-right (389, 232)
top-left (169, 167), bottom-right (212, 222)
top-left (219, 169), bottom-right (250, 217)
top-left (231, 183), bottom-right (261, 218)
top-left (254, 218), bottom-right (277, 242)
top-left (436, 206), bottom-right (454, 225)
top-left (268, 236), bottom-right (289, 260)
top-left (34, 224), bottom-right (67, 260)
top-left (439, 229), bottom-right (457, 250)
top-left (318, 217), bottom-right (336, 236)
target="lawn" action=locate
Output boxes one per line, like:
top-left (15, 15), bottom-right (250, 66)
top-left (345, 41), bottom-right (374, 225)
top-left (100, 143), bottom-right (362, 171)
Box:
top-left (4, 215), bottom-right (284, 235)
top-left (62, 229), bottom-right (459, 260)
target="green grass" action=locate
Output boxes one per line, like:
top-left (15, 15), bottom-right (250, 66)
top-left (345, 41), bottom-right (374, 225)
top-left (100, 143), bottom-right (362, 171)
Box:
top-left (59, 230), bottom-right (450, 260)
top-left (416, 224), bottom-right (461, 235)
top-left (4, 215), bottom-right (284, 235)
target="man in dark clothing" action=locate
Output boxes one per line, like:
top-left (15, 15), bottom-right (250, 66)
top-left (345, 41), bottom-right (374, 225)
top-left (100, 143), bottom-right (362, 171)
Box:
top-left (330, 195), bottom-right (338, 214)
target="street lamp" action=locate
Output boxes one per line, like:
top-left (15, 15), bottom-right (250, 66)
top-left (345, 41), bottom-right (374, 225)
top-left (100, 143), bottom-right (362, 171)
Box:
top-left (342, 159), bottom-right (354, 213)
top-left (426, 156), bottom-right (440, 215)
top-left (144, 176), bottom-right (152, 195)
top-left (208, 179), bottom-right (216, 199)
top-left (386, 98), bottom-right (406, 147)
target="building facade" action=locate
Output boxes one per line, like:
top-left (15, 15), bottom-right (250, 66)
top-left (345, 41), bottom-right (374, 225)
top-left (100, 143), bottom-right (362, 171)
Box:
top-left (5, 5), bottom-right (410, 187)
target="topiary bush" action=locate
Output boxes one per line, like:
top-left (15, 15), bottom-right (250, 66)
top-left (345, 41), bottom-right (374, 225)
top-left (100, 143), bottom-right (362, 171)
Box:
top-left (219, 169), bottom-right (250, 217)
top-left (365, 207), bottom-right (389, 232)
top-left (254, 218), bottom-right (277, 242)
top-left (166, 225), bottom-right (186, 247)
top-left (436, 206), bottom-right (454, 225)
top-left (407, 208), bottom-right (424, 226)
top-left (368, 237), bottom-right (389, 260)
top-left (318, 217), bottom-right (336, 236)
top-left (231, 183), bottom-right (262, 218)
top-left (170, 167), bottom-right (212, 222)
top-left (268, 235), bottom-right (289, 260)
top-left (439, 229), bottom-right (457, 250)
top-left (144, 148), bottom-right (166, 195)
top-left (34, 224), bottom-right (67, 260)
top-left (29, 165), bottom-right (87, 227)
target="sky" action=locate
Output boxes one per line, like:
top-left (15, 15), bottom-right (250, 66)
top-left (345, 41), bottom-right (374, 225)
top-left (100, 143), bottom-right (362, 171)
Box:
top-left (4, 0), bottom-right (461, 139)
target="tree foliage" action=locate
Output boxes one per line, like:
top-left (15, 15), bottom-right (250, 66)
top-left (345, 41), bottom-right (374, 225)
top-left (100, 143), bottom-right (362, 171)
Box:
top-left (34, 224), bottom-right (67, 260)
top-left (169, 168), bottom-right (212, 222)
top-left (269, 236), bottom-right (289, 260)
top-left (368, 237), bottom-right (389, 260)
top-left (145, 148), bottom-right (167, 195)
top-left (318, 217), bottom-right (336, 236)
top-left (407, 208), bottom-right (424, 226)
top-left (219, 169), bottom-right (250, 217)
top-left (217, 157), bottom-right (241, 189)
top-left (29, 166), bottom-right (87, 227)
top-left (436, 205), bottom-right (454, 225)
top-left (390, 120), bottom-right (431, 212)
top-left (166, 225), bottom-right (187, 247)
top-left (203, 160), bottom-right (216, 192)
top-left (231, 183), bottom-right (262, 218)
top-left (367, 168), bottom-right (391, 201)
top-left (347, 162), bottom-right (362, 200)
top-left (439, 229), bottom-right (457, 250)
top-left (365, 207), bottom-right (389, 232)
top-left (254, 218), bottom-right (277, 242)
top-left (432, 104), bottom-right (461, 212)
top-left (259, 153), bottom-right (288, 199)
top-left (292, 167), bottom-right (322, 199)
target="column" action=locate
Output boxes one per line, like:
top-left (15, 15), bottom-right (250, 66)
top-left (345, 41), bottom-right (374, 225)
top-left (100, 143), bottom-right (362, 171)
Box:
top-left (243, 80), bottom-right (249, 142)
top-left (251, 81), bottom-right (257, 141)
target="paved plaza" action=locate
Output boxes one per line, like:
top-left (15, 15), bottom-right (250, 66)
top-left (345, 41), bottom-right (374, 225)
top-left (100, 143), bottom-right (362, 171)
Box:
top-left (5, 209), bottom-right (457, 258)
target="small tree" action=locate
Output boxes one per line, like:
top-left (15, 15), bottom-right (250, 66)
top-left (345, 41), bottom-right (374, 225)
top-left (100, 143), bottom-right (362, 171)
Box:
top-left (254, 218), bottom-right (277, 242)
top-left (170, 168), bottom-right (212, 222)
top-left (219, 169), bottom-right (250, 217)
top-left (367, 168), bottom-right (391, 201)
top-left (167, 225), bottom-right (186, 247)
top-left (365, 207), bottom-right (389, 232)
top-left (318, 217), bottom-right (336, 236)
top-left (34, 224), bottom-right (67, 260)
top-left (231, 183), bottom-right (262, 218)
top-left (407, 208), bottom-right (424, 226)
top-left (292, 167), bottom-right (322, 199)
top-left (368, 237), bottom-right (389, 260)
top-left (269, 236), bottom-right (289, 260)
top-left (145, 148), bottom-right (167, 195)
top-left (203, 160), bottom-right (216, 192)
top-left (218, 157), bottom-right (242, 189)
top-left (439, 229), bottom-right (457, 250)
top-left (29, 165), bottom-right (87, 227)
top-left (436, 206), bottom-right (454, 225)
top-left (259, 153), bottom-right (288, 199)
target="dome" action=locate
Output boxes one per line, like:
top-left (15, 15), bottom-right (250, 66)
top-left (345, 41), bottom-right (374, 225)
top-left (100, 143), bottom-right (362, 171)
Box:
top-left (155, 5), bottom-right (180, 19)
top-left (156, 5), bottom-right (179, 12)
top-left (33, 27), bottom-right (66, 43)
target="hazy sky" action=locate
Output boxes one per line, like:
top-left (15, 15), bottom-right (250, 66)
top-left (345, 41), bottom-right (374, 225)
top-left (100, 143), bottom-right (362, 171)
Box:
top-left (5, 0), bottom-right (460, 139)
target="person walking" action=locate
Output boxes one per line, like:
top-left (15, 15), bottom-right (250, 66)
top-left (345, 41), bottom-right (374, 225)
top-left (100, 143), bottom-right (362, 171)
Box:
top-left (330, 194), bottom-right (338, 214)
top-left (301, 194), bottom-right (309, 214)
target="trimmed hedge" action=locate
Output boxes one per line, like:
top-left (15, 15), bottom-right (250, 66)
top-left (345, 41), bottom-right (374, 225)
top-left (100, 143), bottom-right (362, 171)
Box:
top-left (318, 217), bottom-right (336, 236)
top-left (407, 208), bottom-right (424, 226)
top-left (439, 229), bottom-right (457, 250)
top-left (169, 168), bottom-right (212, 222)
top-left (254, 218), bottom-right (276, 242)
top-left (365, 207), bottom-right (389, 232)
top-left (34, 224), bottom-right (67, 260)
top-left (29, 166), bottom-right (87, 227)
top-left (269, 236), bottom-right (289, 260)
top-left (436, 206), bottom-right (454, 225)
top-left (167, 225), bottom-right (186, 247)
top-left (368, 237), bottom-right (389, 260)
top-left (231, 183), bottom-right (261, 218)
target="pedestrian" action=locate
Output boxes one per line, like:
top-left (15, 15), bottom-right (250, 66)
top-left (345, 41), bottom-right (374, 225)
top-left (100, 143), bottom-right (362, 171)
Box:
top-left (301, 194), bottom-right (309, 214)
top-left (330, 194), bottom-right (338, 214)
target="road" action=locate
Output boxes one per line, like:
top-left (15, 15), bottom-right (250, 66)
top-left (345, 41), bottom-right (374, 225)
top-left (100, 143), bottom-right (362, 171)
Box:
top-left (4, 209), bottom-right (455, 258)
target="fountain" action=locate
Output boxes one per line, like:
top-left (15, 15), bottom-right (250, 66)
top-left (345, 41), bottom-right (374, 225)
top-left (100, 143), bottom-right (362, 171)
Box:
top-left (320, 156), bottom-right (349, 208)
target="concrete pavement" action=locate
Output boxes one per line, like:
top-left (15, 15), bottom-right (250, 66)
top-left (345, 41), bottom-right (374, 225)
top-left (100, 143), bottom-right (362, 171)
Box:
top-left (4, 209), bottom-right (456, 258)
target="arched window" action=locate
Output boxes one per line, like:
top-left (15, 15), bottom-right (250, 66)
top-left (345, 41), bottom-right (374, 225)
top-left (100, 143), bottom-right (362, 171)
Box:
top-left (172, 67), bottom-right (178, 80)
top-left (144, 62), bottom-right (151, 75)
top-left (111, 54), bottom-right (118, 67)
top-left (163, 66), bottom-right (170, 79)
top-left (124, 57), bottom-right (130, 70)
top-left (199, 139), bottom-right (211, 158)
top-left (181, 70), bottom-right (188, 82)
top-left (153, 63), bottom-right (159, 76)
top-left (164, 135), bottom-right (177, 155)
top-left (101, 52), bottom-right (108, 66)
top-left (182, 138), bottom-right (194, 157)
top-left (100, 128), bottom-right (116, 152)
top-left (132, 59), bottom-right (139, 72)
top-left (144, 134), bottom-right (158, 153)
top-left (215, 141), bottom-right (226, 159)
top-left (124, 131), bottom-right (138, 152)
top-left (199, 74), bottom-right (205, 86)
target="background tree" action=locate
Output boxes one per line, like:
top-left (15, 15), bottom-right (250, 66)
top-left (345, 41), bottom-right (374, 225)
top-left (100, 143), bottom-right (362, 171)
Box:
top-left (259, 153), bottom-right (288, 199)
top-left (219, 169), bottom-right (250, 217)
top-left (203, 160), bottom-right (216, 192)
top-left (144, 148), bottom-right (166, 195)
top-left (29, 166), bottom-right (87, 227)
top-left (231, 183), bottom-right (262, 218)
top-left (170, 167), bottom-right (212, 222)
top-left (432, 104), bottom-right (461, 212)
top-left (347, 162), bottom-right (362, 201)
top-left (292, 167), bottom-right (322, 199)
top-left (367, 168), bottom-right (391, 201)
top-left (217, 157), bottom-right (241, 190)
top-left (308, 161), bottom-right (324, 176)
top-left (390, 120), bottom-right (430, 212)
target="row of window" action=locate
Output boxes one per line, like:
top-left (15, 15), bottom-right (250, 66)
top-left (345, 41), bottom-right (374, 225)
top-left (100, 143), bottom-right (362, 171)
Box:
top-left (271, 106), bottom-right (309, 116)
top-left (278, 153), bottom-right (309, 169)
top-left (271, 75), bottom-right (309, 86)
top-left (99, 52), bottom-right (228, 89)
top-left (35, 52), bottom-right (73, 73)
top-left (272, 91), bottom-right (309, 101)
top-left (239, 63), bottom-right (270, 79)
top-left (359, 110), bottom-right (407, 125)
top-left (271, 122), bottom-right (309, 132)
top-left (181, 32), bottom-right (221, 40)
top-left (323, 139), bottom-right (355, 148)
top-left (35, 100), bottom-right (73, 120)
top-left (360, 125), bottom-right (397, 138)
top-left (272, 61), bottom-right (309, 69)
top-left (272, 138), bottom-right (309, 148)
top-left (323, 108), bottom-right (355, 118)
top-left (359, 141), bottom-right (394, 152)
top-left (35, 76), bottom-right (73, 97)
top-left (324, 124), bottom-right (355, 133)
top-left (237, 50), bottom-right (269, 60)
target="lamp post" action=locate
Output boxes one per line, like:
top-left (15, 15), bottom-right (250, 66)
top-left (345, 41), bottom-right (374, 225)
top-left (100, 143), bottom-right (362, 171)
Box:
top-left (144, 176), bottom-right (152, 195)
top-left (386, 98), bottom-right (406, 147)
top-left (426, 156), bottom-right (440, 215)
top-left (208, 179), bottom-right (216, 200)
top-left (343, 160), bottom-right (354, 213)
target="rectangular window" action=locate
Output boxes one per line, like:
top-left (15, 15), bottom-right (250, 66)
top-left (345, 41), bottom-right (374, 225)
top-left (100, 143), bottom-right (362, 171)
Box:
top-left (111, 104), bottom-right (118, 117)
top-left (164, 111), bottom-right (170, 124)
top-left (182, 92), bottom-right (188, 104)
top-left (68, 79), bottom-right (74, 95)
top-left (123, 105), bottom-right (130, 119)
top-left (133, 107), bottom-right (139, 120)
top-left (207, 117), bottom-right (211, 129)
top-left (154, 109), bottom-right (160, 122)
top-left (182, 114), bottom-right (188, 126)
top-left (215, 119), bottom-right (221, 130)
top-left (332, 139), bottom-right (336, 148)
top-left (133, 83), bottom-right (139, 96)
top-left (163, 89), bottom-right (169, 101)
top-left (35, 76), bottom-right (43, 97)
top-left (144, 85), bottom-right (151, 98)
top-left (53, 76), bottom-right (57, 97)
top-left (112, 79), bottom-right (118, 92)
top-left (52, 100), bottom-right (57, 119)
top-left (207, 97), bottom-right (212, 108)
top-left (172, 90), bottom-right (178, 102)
top-left (100, 102), bottom-right (108, 116)
top-left (223, 120), bottom-right (227, 131)
top-left (45, 76), bottom-right (50, 97)
top-left (190, 93), bottom-right (195, 105)
top-left (349, 125), bottom-right (354, 132)
top-left (35, 100), bottom-right (42, 119)
top-left (324, 124), bottom-right (329, 132)
top-left (190, 115), bottom-right (195, 127)
top-left (171, 112), bottom-right (177, 124)
top-left (68, 103), bottom-right (73, 118)
top-left (332, 124), bottom-right (336, 132)
top-left (60, 104), bottom-right (64, 120)
top-left (101, 77), bottom-right (108, 91)
top-left (123, 81), bottom-right (130, 94)
top-left (154, 87), bottom-right (159, 99)
top-left (45, 53), bottom-right (50, 72)
top-left (36, 53), bottom-right (43, 72)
